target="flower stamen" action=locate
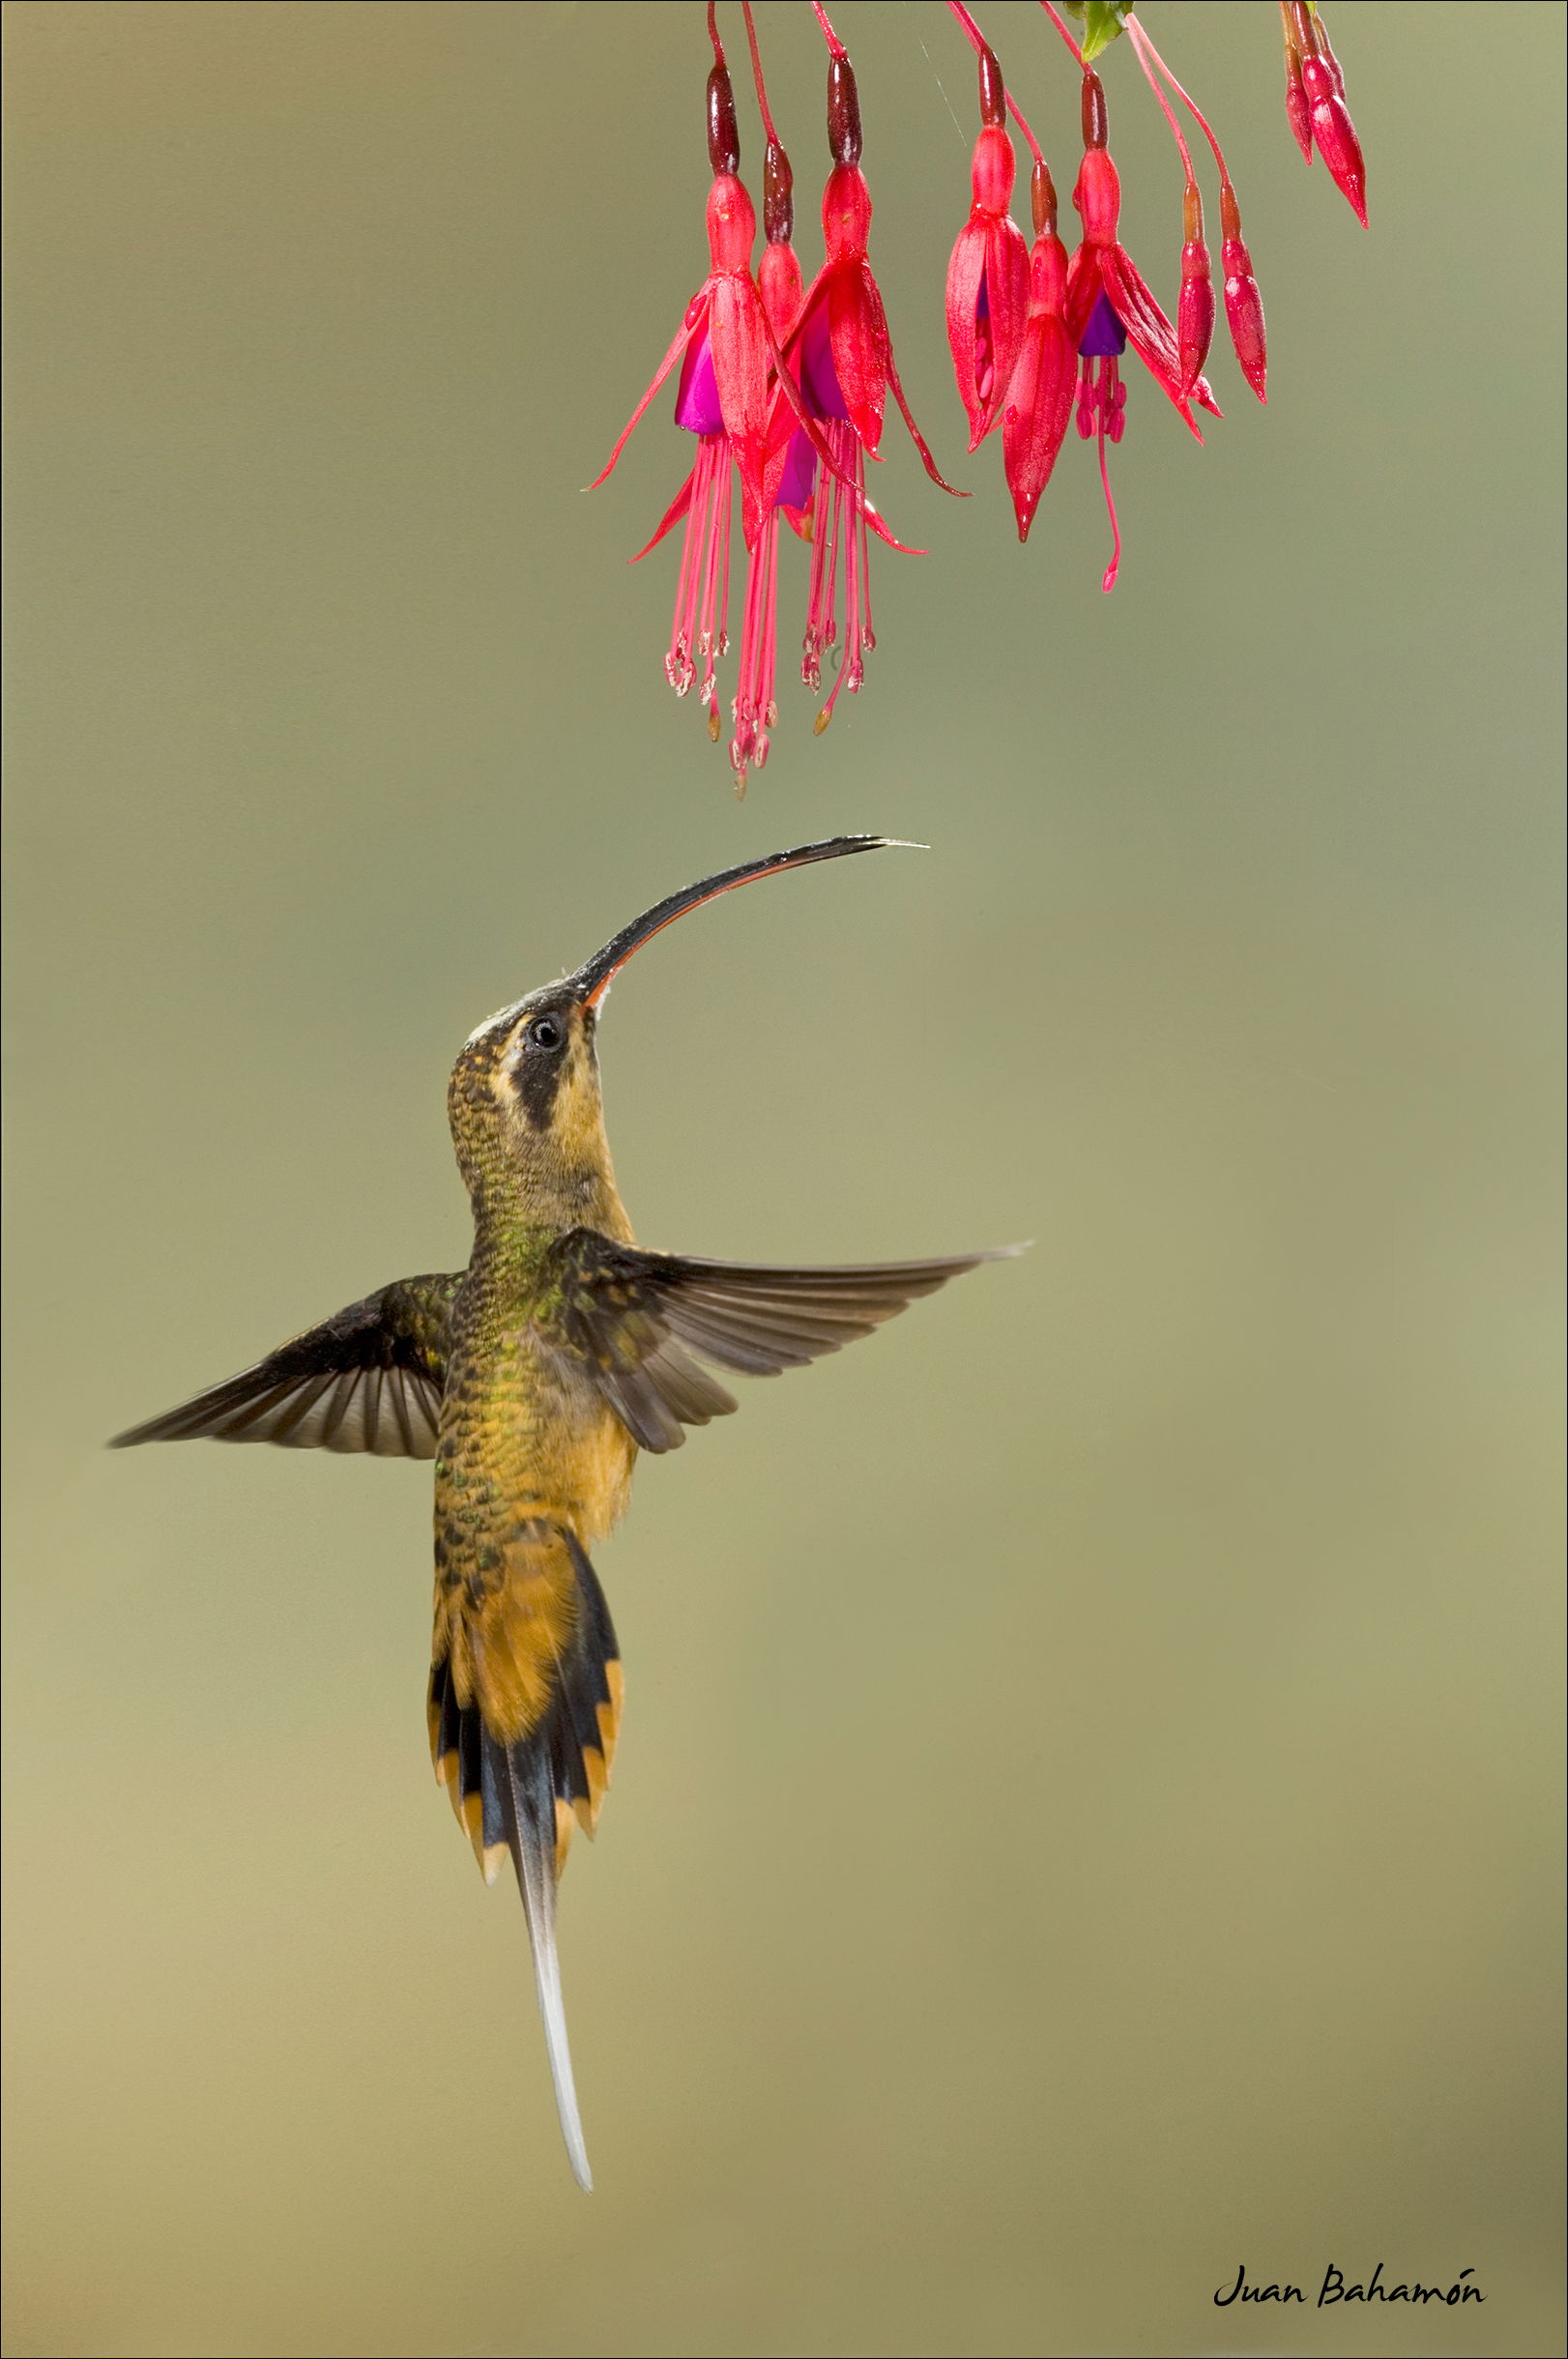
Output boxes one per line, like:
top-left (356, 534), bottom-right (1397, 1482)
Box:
top-left (665, 434), bottom-right (732, 705)
top-left (1094, 394), bottom-right (1122, 596)
top-left (730, 508), bottom-right (780, 793)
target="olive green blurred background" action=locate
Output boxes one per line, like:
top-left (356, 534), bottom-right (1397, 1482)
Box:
top-left (3, 4), bottom-right (1562, 2354)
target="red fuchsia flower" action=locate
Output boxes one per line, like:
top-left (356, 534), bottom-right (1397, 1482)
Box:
top-left (591, 51), bottom-right (770, 520)
top-left (943, 5), bottom-right (1071, 542)
top-left (1061, 64), bottom-right (1223, 589)
top-left (1065, 69), bottom-right (1222, 441)
top-left (1284, 0), bottom-right (1368, 226)
top-left (595, 12), bottom-right (833, 774)
top-left (592, 5), bottom-right (928, 791)
top-left (1002, 157), bottom-right (1076, 542)
top-left (784, 28), bottom-right (955, 487)
top-left (945, 42), bottom-right (1031, 451)
top-left (778, 9), bottom-right (956, 734)
top-left (590, 22), bottom-right (773, 730)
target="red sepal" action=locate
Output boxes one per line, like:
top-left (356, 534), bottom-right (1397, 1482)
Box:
top-left (630, 466), bottom-right (697, 564)
top-left (946, 211), bottom-right (1031, 451)
top-left (1301, 52), bottom-right (1367, 225)
top-left (1221, 236), bottom-right (1267, 402)
top-left (589, 293), bottom-right (708, 491)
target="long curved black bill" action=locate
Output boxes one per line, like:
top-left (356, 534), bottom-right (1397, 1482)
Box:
top-left (571, 836), bottom-right (921, 1011)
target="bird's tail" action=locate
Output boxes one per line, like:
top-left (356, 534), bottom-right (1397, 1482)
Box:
top-left (428, 1528), bottom-right (622, 2194)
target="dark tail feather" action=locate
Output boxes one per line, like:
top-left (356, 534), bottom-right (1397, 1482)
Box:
top-left (426, 1529), bottom-right (623, 2194)
top-left (496, 1737), bottom-right (593, 2191)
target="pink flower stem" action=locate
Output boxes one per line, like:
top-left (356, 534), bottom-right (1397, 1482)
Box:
top-left (1125, 17), bottom-right (1198, 192)
top-left (810, 2), bottom-right (848, 62)
top-left (1124, 18), bottom-right (1234, 192)
top-left (740, 0), bottom-right (779, 144)
top-left (1095, 414), bottom-right (1120, 595)
top-left (944, 0), bottom-right (1046, 169)
top-left (706, 0), bottom-right (724, 67)
top-left (1037, 3), bottom-right (1084, 67)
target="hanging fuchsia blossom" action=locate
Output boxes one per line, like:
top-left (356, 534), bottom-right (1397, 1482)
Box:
top-left (593, 1), bottom-right (955, 786)
top-left (594, 8), bottom-right (850, 778)
top-left (784, 39), bottom-right (954, 485)
top-left (945, 43), bottom-right (1031, 451)
top-left (591, 23), bottom-right (767, 732)
top-left (591, 48), bottom-right (770, 521)
top-left (1065, 66), bottom-right (1223, 587)
top-left (1002, 157), bottom-right (1075, 542)
top-left (778, 7), bottom-right (957, 734)
top-left (1067, 70), bottom-right (1223, 443)
top-left (944, 1), bottom-right (1290, 586)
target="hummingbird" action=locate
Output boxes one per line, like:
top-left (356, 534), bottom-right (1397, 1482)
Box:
top-left (113, 835), bottom-right (1015, 2190)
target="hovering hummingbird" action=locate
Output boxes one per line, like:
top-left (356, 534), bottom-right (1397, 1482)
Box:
top-left (114, 835), bottom-right (1015, 2189)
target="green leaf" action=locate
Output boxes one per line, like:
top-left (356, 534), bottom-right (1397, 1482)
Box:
top-left (1060, 0), bottom-right (1135, 62)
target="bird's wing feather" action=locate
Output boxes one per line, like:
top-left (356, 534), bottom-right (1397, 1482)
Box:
top-left (537, 1231), bottom-right (1019, 1453)
top-left (109, 1274), bottom-right (461, 1459)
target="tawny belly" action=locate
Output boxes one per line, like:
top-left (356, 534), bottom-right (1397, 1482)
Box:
top-left (431, 1369), bottom-right (636, 1744)
top-left (436, 1359), bottom-right (637, 1558)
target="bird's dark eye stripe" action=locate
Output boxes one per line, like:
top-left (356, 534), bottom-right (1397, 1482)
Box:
top-left (514, 1010), bottom-right (570, 1126)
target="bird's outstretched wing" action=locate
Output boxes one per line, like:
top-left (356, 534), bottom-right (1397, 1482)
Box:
top-left (109, 1274), bottom-right (461, 1458)
top-left (537, 1230), bottom-right (1021, 1454)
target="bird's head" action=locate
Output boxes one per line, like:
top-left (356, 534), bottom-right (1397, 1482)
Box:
top-left (448, 835), bottom-right (914, 1223)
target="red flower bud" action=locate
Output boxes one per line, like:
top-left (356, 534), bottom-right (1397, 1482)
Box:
top-left (1176, 185), bottom-right (1214, 398)
top-left (1219, 185), bottom-right (1266, 401)
top-left (946, 89), bottom-right (1031, 451)
top-left (1300, 49), bottom-right (1367, 225)
top-left (1002, 224), bottom-right (1074, 542)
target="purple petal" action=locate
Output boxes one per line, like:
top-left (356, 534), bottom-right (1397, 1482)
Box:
top-left (1077, 290), bottom-right (1127, 359)
top-left (773, 428), bottom-right (818, 511)
top-left (799, 302), bottom-right (851, 422)
top-left (674, 333), bottom-right (726, 435)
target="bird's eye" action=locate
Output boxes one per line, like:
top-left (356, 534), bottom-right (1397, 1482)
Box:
top-left (523, 1012), bottom-right (566, 1055)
